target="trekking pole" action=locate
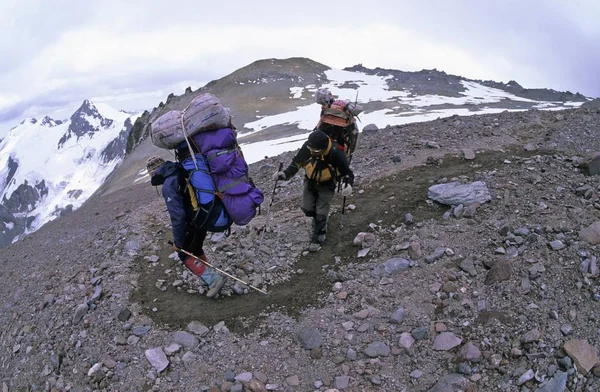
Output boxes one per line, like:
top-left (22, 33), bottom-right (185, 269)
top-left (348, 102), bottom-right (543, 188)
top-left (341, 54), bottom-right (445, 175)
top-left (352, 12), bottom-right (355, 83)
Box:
top-left (340, 153), bottom-right (354, 216)
top-left (168, 241), bottom-right (268, 295)
top-left (258, 162), bottom-right (283, 250)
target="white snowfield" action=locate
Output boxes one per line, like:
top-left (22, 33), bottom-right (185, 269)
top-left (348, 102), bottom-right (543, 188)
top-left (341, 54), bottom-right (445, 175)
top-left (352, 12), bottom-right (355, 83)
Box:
top-left (239, 68), bottom-right (585, 164)
top-left (0, 102), bottom-right (138, 238)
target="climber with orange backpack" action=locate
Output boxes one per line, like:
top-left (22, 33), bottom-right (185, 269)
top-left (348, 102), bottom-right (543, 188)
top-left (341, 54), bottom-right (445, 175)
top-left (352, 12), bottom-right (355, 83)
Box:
top-left (273, 130), bottom-right (354, 252)
top-left (313, 88), bottom-right (362, 161)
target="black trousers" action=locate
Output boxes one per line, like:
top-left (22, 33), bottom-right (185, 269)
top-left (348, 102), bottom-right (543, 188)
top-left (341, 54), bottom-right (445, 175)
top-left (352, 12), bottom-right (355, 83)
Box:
top-left (178, 226), bottom-right (208, 262)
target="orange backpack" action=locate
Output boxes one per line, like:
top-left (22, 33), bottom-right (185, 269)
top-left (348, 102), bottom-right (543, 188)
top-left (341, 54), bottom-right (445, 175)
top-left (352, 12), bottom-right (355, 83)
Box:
top-left (319, 100), bottom-right (357, 128)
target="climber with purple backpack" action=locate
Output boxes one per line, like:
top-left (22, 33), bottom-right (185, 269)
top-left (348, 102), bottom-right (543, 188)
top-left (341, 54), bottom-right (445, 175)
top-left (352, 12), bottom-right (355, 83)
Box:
top-left (147, 93), bottom-right (264, 298)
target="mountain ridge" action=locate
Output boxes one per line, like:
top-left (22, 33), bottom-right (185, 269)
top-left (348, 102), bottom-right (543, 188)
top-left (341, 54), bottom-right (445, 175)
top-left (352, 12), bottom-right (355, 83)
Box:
top-left (0, 100), bottom-right (138, 247)
top-left (126, 57), bottom-right (591, 154)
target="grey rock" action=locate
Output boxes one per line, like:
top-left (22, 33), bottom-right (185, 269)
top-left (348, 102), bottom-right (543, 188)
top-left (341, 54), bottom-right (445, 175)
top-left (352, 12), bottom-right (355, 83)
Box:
top-left (145, 347), bottom-right (169, 373)
top-left (399, 332), bottom-right (415, 349)
top-left (364, 342), bottom-right (390, 357)
top-left (581, 152), bottom-right (600, 176)
top-left (558, 356), bottom-right (572, 370)
top-left (408, 242), bottom-right (422, 260)
top-left (453, 204), bottom-right (464, 218)
top-left (461, 149), bottom-right (475, 160)
top-left (458, 342), bottom-right (482, 362)
top-left (428, 373), bottom-right (471, 392)
top-left (560, 324), bottom-right (573, 336)
top-left (224, 370), bottom-right (236, 382)
top-left (485, 261), bottom-right (512, 285)
top-left (521, 328), bottom-right (541, 344)
top-left (72, 304), bottom-right (88, 325)
top-left (457, 363), bottom-right (472, 375)
top-left (235, 372), bottom-right (253, 383)
top-left (412, 326), bottom-right (429, 340)
top-left (346, 348), bottom-right (357, 361)
top-left (117, 308), bottom-right (131, 322)
top-left (390, 307), bottom-right (406, 324)
top-left (297, 325), bottom-right (322, 349)
top-left (124, 240), bottom-right (141, 255)
top-left (459, 257), bottom-right (477, 276)
top-left (534, 371), bottom-right (568, 392)
top-left (529, 263), bottom-right (546, 279)
top-left (425, 248), bottom-right (446, 264)
top-left (335, 375), bottom-right (350, 389)
top-left (579, 221), bottom-right (600, 245)
top-left (433, 332), bottom-right (462, 351)
top-left (372, 258), bottom-right (410, 277)
top-left (428, 181), bottom-right (491, 206)
top-left (171, 331), bottom-right (199, 349)
top-left (132, 325), bottom-right (152, 336)
top-left (362, 123), bottom-right (379, 136)
top-left (187, 321), bottom-right (210, 337)
top-left (231, 384), bottom-right (243, 392)
top-left (579, 259), bottom-right (591, 274)
top-left (549, 240), bottom-right (566, 250)
top-left (518, 369), bottom-right (534, 385)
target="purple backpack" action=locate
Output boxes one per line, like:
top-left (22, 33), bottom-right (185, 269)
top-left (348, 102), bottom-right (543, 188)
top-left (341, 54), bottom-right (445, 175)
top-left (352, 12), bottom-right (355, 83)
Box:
top-left (181, 128), bottom-right (264, 226)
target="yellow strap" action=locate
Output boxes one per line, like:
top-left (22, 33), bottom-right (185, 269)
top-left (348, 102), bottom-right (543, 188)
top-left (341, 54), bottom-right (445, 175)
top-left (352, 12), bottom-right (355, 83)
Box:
top-left (188, 183), bottom-right (199, 211)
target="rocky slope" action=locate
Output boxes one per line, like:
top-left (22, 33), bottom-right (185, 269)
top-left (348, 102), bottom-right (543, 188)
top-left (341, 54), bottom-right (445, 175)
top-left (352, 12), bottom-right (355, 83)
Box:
top-left (2, 106), bottom-right (600, 391)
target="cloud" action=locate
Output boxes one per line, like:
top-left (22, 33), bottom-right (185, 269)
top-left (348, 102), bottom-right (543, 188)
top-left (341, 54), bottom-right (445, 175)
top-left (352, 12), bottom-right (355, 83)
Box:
top-left (1, 0), bottom-right (599, 133)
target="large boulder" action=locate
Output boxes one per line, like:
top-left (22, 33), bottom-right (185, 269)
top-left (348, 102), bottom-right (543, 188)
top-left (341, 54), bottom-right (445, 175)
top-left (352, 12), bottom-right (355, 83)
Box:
top-left (580, 152), bottom-right (600, 176)
top-left (362, 123), bottom-right (379, 136)
top-left (581, 98), bottom-right (600, 109)
top-left (428, 181), bottom-right (491, 206)
top-left (579, 221), bottom-right (600, 245)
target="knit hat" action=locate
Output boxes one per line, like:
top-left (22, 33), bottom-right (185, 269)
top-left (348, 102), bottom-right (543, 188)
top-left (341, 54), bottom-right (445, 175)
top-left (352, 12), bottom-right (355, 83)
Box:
top-left (307, 130), bottom-right (329, 150)
top-left (146, 156), bottom-right (165, 173)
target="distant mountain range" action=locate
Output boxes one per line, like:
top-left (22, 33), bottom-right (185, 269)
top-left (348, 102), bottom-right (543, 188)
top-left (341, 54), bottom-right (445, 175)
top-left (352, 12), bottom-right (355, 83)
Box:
top-left (0, 100), bottom-right (138, 247)
top-left (126, 57), bottom-right (590, 164)
top-left (0, 57), bottom-right (595, 247)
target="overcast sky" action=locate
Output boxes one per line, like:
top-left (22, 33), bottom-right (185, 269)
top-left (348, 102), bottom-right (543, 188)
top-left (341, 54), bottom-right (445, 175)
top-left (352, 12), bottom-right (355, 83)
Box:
top-left (1, 0), bottom-right (599, 135)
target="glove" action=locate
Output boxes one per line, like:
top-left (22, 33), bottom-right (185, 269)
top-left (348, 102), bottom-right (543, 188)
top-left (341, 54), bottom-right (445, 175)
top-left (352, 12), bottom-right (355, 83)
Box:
top-left (341, 184), bottom-right (352, 197)
top-left (272, 171), bottom-right (286, 181)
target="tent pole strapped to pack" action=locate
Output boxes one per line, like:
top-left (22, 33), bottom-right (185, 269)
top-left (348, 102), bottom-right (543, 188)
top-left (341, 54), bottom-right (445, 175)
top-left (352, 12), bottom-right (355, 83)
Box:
top-left (180, 100), bottom-right (199, 170)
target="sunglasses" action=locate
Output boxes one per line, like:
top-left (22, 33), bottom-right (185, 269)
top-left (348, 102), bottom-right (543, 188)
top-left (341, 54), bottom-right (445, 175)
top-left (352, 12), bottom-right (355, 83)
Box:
top-left (307, 146), bottom-right (323, 154)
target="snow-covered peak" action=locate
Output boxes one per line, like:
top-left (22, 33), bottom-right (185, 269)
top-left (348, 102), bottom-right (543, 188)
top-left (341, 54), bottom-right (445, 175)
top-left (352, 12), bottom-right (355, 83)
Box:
top-left (40, 116), bottom-right (57, 127)
top-left (71, 99), bottom-right (101, 120)
top-left (0, 101), bottom-right (139, 247)
top-left (59, 100), bottom-right (121, 147)
top-left (19, 117), bottom-right (37, 126)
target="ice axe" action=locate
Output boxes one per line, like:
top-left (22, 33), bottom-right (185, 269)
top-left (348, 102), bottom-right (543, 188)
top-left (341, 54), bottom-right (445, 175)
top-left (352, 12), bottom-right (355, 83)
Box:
top-left (168, 241), bottom-right (269, 295)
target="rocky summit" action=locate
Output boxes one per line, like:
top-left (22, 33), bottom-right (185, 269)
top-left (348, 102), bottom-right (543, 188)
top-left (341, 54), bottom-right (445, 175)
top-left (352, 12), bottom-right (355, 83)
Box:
top-left (2, 106), bottom-right (600, 392)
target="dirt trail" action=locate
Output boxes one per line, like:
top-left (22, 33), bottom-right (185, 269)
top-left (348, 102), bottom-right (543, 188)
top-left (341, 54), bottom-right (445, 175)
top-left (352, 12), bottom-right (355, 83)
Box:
top-left (131, 147), bottom-right (540, 334)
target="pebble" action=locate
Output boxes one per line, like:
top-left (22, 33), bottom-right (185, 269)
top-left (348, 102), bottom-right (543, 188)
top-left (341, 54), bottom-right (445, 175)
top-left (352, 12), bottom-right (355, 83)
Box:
top-left (285, 375), bottom-right (300, 386)
top-left (334, 375), bottom-right (350, 389)
top-left (353, 309), bottom-right (369, 319)
top-left (364, 342), bottom-right (390, 357)
top-left (235, 372), bottom-right (253, 383)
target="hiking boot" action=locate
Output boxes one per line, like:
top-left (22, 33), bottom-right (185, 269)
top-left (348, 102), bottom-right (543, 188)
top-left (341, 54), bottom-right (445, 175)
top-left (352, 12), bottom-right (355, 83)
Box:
top-left (206, 275), bottom-right (227, 298)
top-left (308, 242), bottom-right (322, 252)
top-left (317, 233), bottom-right (326, 244)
